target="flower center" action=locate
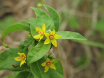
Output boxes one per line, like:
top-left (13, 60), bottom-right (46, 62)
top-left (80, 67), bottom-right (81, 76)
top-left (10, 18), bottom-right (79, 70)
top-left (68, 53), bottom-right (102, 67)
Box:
top-left (46, 62), bottom-right (51, 67)
top-left (39, 31), bottom-right (44, 36)
top-left (21, 55), bottom-right (25, 60)
top-left (49, 35), bottom-right (54, 40)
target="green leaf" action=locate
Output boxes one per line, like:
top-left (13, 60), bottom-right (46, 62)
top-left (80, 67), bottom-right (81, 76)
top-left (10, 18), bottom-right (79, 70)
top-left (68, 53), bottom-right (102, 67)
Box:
top-left (56, 31), bottom-right (87, 40)
top-left (44, 4), bottom-right (60, 31)
top-left (55, 60), bottom-right (64, 76)
top-left (1, 22), bottom-right (30, 42)
top-left (31, 7), bottom-right (55, 31)
top-left (16, 20), bottom-right (30, 27)
top-left (28, 18), bottom-right (37, 36)
top-left (15, 71), bottom-right (34, 78)
top-left (30, 57), bottom-right (64, 78)
top-left (0, 48), bottom-right (26, 71)
top-left (19, 38), bottom-right (34, 54)
top-left (27, 41), bottom-right (51, 65)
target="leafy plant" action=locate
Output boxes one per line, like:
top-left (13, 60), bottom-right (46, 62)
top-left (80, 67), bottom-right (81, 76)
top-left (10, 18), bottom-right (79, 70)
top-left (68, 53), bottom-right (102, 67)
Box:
top-left (0, 4), bottom-right (87, 78)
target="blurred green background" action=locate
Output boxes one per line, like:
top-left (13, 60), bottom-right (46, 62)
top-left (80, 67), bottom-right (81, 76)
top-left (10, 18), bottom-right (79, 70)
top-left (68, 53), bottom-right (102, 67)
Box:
top-left (0, 0), bottom-right (104, 78)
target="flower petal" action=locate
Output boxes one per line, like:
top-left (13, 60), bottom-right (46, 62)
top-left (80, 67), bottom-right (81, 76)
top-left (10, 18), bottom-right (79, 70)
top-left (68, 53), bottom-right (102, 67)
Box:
top-left (45, 33), bottom-right (50, 38)
top-left (44, 38), bottom-right (50, 44)
top-left (17, 53), bottom-right (24, 56)
top-left (20, 60), bottom-right (26, 67)
top-left (39, 36), bottom-right (44, 42)
top-left (54, 34), bottom-right (61, 39)
top-left (46, 58), bottom-right (50, 62)
top-left (44, 66), bottom-right (49, 73)
top-left (41, 62), bottom-right (46, 66)
top-left (14, 57), bottom-right (22, 61)
top-left (50, 64), bottom-right (56, 70)
top-left (50, 29), bottom-right (55, 35)
top-left (33, 34), bottom-right (41, 39)
top-left (51, 39), bottom-right (57, 47)
top-left (42, 24), bottom-right (46, 32)
top-left (35, 27), bottom-right (42, 33)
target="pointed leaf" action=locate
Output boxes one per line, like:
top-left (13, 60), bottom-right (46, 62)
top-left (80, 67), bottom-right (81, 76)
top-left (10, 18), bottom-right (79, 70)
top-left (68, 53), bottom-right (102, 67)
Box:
top-left (27, 41), bottom-right (51, 65)
top-left (31, 7), bottom-right (55, 31)
top-left (16, 20), bottom-right (30, 27)
top-left (19, 38), bottom-right (34, 54)
top-left (30, 57), bottom-right (64, 78)
top-left (56, 31), bottom-right (87, 40)
top-left (0, 48), bottom-right (26, 71)
top-left (44, 4), bottom-right (60, 31)
top-left (1, 21), bottom-right (30, 42)
top-left (28, 18), bottom-right (37, 36)
top-left (15, 71), bottom-right (34, 78)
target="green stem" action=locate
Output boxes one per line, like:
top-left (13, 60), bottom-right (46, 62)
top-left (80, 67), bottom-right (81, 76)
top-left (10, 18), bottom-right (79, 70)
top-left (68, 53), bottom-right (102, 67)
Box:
top-left (9, 47), bottom-right (17, 52)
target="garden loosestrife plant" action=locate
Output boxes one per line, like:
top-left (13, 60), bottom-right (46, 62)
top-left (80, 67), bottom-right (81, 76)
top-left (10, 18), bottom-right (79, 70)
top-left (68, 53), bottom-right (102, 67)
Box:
top-left (0, 4), bottom-right (87, 78)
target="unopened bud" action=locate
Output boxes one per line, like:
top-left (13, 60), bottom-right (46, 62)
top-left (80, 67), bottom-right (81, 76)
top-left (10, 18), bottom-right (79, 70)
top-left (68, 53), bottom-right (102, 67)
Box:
top-left (51, 59), bottom-right (57, 64)
top-left (27, 34), bottom-right (31, 38)
top-left (3, 43), bottom-right (9, 48)
top-left (37, 3), bottom-right (42, 8)
top-left (48, 53), bottom-right (55, 59)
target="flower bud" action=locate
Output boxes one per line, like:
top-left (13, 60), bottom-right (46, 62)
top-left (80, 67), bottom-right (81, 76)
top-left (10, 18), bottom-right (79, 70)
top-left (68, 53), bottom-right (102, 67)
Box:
top-left (51, 59), bottom-right (57, 64)
top-left (48, 53), bottom-right (54, 59)
top-left (27, 34), bottom-right (31, 38)
top-left (37, 3), bottom-right (42, 8)
top-left (3, 43), bottom-right (9, 48)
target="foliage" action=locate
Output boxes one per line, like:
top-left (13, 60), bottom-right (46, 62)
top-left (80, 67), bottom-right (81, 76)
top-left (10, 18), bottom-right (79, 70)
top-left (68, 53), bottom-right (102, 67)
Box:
top-left (0, 4), bottom-right (87, 78)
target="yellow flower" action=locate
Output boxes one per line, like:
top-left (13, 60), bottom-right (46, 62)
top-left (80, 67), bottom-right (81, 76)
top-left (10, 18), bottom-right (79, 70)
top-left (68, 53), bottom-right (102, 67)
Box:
top-left (41, 58), bottom-right (56, 73)
top-left (14, 53), bottom-right (26, 67)
top-left (44, 29), bottom-right (61, 47)
top-left (33, 24), bottom-right (46, 41)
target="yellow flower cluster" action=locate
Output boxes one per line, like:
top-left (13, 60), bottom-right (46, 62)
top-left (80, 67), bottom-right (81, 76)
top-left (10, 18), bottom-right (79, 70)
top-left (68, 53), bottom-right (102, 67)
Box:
top-left (33, 24), bottom-right (61, 47)
top-left (14, 24), bottom-right (58, 73)
top-left (33, 24), bottom-right (60, 72)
